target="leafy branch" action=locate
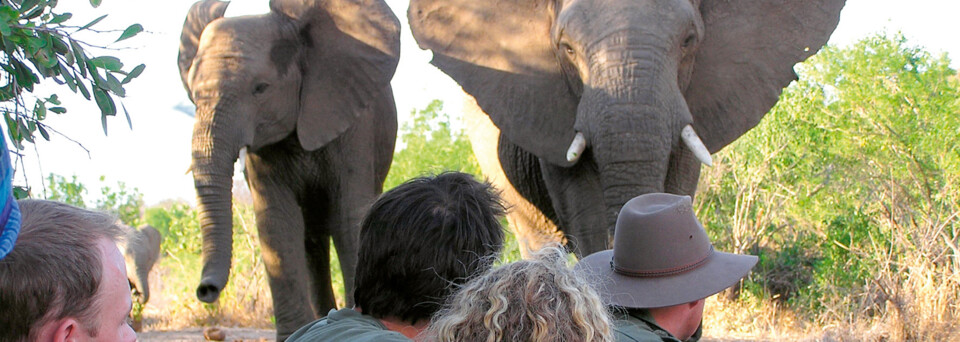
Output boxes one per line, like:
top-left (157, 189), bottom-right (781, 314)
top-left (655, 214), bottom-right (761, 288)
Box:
top-left (1, 0), bottom-right (145, 150)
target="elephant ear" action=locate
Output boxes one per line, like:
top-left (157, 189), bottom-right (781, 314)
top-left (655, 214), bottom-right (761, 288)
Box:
top-left (271, 0), bottom-right (401, 151)
top-left (409, 0), bottom-right (580, 167)
top-left (686, 0), bottom-right (845, 152)
top-left (178, 0), bottom-right (230, 99)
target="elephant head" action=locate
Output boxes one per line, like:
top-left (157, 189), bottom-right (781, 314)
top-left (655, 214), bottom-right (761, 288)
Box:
top-left (410, 0), bottom-right (844, 250)
top-left (178, 0), bottom-right (399, 302)
top-left (119, 224), bottom-right (162, 305)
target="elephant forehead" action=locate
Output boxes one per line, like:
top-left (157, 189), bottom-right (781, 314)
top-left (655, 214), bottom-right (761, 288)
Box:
top-left (199, 14), bottom-right (286, 51)
top-left (558, 0), bottom-right (699, 35)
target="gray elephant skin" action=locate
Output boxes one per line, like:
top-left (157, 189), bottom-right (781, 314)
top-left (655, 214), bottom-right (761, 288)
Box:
top-left (119, 224), bottom-right (162, 305)
top-left (410, 0), bottom-right (845, 256)
top-left (177, 0), bottom-right (399, 338)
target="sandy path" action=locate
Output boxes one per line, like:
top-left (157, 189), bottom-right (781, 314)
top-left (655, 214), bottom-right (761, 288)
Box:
top-left (137, 328), bottom-right (275, 341)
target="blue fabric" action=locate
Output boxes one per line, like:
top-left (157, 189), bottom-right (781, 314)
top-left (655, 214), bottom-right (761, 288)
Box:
top-left (0, 131), bottom-right (21, 260)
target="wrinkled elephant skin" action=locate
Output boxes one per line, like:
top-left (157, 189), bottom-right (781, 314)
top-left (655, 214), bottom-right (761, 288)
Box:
top-left (178, 0), bottom-right (399, 339)
top-left (410, 0), bottom-right (845, 256)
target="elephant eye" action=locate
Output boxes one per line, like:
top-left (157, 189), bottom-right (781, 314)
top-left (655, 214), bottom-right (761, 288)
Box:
top-left (682, 34), bottom-right (697, 49)
top-left (253, 83), bottom-right (270, 95)
top-left (561, 43), bottom-right (575, 56)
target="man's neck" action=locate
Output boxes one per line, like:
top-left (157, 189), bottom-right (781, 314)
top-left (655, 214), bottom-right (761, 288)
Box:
top-left (379, 316), bottom-right (428, 339)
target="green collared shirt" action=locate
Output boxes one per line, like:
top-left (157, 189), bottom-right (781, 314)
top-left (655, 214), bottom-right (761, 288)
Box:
top-left (612, 309), bottom-right (702, 342)
top-left (286, 308), bottom-right (412, 342)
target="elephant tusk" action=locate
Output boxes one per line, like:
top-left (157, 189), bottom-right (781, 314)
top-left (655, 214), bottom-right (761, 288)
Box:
top-left (681, 125), bottom-right (713, 167)
top-left (566, 132), bottom-right (587, 163)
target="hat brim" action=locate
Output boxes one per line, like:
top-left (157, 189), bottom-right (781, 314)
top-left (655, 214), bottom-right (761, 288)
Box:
top-left (576, 249), bottom-right (758, 308)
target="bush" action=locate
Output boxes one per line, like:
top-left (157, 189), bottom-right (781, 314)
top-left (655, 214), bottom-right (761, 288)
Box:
top-left (697, 33), bottom-right (960, 339)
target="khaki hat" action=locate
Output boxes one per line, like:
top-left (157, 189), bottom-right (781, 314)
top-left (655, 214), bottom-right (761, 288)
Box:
top-left (575, 193), bottom-right (757, 308)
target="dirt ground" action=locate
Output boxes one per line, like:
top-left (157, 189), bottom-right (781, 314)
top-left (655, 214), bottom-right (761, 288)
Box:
top-left (136, 329), bottom-right (762, 342)
top-left (137, 328), bottom-right (276, 342)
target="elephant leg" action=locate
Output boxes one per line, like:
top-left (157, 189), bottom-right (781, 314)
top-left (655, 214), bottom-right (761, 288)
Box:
top-left (328, 196), bottom-right (362, 309)
top-left (301, 202), bottom-right (336, 316)
top-left (464, 98), bottom-right (563, 258)
top-left (245, 155), bottom-right (313, 341)
top-left (539, 156), bottom-right (607, 257)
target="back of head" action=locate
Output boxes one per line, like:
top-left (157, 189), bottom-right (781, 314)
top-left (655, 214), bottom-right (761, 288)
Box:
top-left (428, 246), bottom-right (614, 342)
top-left (0, 200), bottom-right (122, 342)
top-left (354, 172), bottom-right (506, 323)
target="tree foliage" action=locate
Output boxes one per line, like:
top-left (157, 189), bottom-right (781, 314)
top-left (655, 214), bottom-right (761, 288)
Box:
top-left (45, 173), bottom-right (144, 226)
top-left (1, 0), bottom-right (144, 150)
top-left (384, 100), bottom-right (482, 189)
top-left (696, 33), bottom-right (959, 334)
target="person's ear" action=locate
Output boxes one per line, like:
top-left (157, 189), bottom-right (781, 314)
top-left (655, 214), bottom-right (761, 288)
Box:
top-left (51, 318), bottom-right (82, 342)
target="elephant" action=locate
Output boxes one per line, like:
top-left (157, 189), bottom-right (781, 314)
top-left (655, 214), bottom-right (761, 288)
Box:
top-left (118, 224), bottom-right (162, 305)
top-left (177, 0), bottom-right (399, 339)
top-left (410, 0), bottom-right (845, 257)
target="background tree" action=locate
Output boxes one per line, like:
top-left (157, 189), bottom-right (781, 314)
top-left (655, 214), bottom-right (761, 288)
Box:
top-left (697, 33), bottom-right (959, 339)
top-left (384, 99), bottom-right (481, 189)
top-left (1, 0), bottom-right (143, 158)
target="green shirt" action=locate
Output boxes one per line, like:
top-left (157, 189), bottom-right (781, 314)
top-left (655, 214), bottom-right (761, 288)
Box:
top-left (286, 308), bottom-right (412, 342)
top-left (612, 309), bottom-right (702, 342)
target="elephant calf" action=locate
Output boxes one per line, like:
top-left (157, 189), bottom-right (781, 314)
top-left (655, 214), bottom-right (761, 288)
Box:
top-left (118, 224), bottom-right (162, 305)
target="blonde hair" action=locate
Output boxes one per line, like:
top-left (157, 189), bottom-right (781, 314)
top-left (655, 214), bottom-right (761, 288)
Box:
top-left (427, 246), bottom-right (614, 342)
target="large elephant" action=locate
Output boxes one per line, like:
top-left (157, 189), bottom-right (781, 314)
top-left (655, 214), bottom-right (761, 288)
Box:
top-left (177, 0), bottom-right (399, 338)
top-left (410, 0), bottom-right (844, 256)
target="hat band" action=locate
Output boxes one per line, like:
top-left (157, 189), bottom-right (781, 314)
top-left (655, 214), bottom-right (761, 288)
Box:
top-left (610, 246), bottom-right (713, 278)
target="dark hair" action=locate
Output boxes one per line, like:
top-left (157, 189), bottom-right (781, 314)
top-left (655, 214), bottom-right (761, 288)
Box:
top-left (0, 200), bottom-right (123, 342)
top-left (353, 172), bottom-right (506, 323)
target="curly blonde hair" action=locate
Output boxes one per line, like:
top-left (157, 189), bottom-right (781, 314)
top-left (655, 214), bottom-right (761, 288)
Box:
top-left (427, 246), bottom-right (614, 342)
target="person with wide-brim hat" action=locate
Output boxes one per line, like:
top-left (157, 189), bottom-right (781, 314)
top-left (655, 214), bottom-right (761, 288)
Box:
top-left (575, 193), bottom-right (757, 342)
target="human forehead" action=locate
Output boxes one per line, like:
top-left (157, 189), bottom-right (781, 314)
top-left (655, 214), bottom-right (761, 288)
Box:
top-left (97, 237), bottom-right (127, 278)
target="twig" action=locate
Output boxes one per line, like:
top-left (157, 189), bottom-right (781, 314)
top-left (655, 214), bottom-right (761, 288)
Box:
top-left (35, 122), bottom-right (91, 158)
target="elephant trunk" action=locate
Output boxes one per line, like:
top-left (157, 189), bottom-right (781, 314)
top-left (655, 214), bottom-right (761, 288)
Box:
top-left (134, 267), bottom-right (151, 304)
top-left (191, 101), bottom-right (245, 303)
top-left (582, 40), bottom-right (688, 238)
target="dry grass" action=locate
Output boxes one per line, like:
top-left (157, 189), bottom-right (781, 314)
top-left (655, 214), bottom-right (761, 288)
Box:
top-left (140, 204), bottom-right (275, 331)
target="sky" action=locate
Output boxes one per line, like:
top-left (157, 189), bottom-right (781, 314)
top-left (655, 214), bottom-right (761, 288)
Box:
top-left (10, 0), bottom-right (960, 206)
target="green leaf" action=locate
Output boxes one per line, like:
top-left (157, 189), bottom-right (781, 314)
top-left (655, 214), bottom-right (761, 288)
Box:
top-left (121, 64), bottom-right (144, 84)
top-left (13, 186), bottom-right (31, 200)
top-left (18, 0), bottom-right (41, 12)
top-left (78, 14), bottom-right (107, 31)
top-left (22, 5), bottom-right (44, 20)
top-left (47, 94), bottom-right (60, 105)
top-left (0, 20), bottom-right (11, 36)
top-left (34, 101), bottom-right (46, 120)
top-left (122, 102), bottom-right (132, 129)
top-left (51, 35), bottom-right (70, 54)
top-left (49, 107), bottom-right (66, 114)
top-left (49, 13), bottom-right (72, 24)
top-left (37, 123), bottom-right (50, 140)
top-left (17, 117), bottom-right (34, 143)
top-left (101, 112), bottom-right (108, 135)
top-left (116, 24), bottom-right (142, 42)
top-left (58, 63), bottom-right (77, 92)
top-left (89, 56), bottom-right (122, 72)
top-left (76, 79), bottom-right (90, 99)
top-left (89, 0), bottom-right (103, 8)
top-left (104, 71), bottom-right (124, 96)
top-left (69, 39), bottom-right (87, 77)
top-left (93, 88), bottom-right (116, 116)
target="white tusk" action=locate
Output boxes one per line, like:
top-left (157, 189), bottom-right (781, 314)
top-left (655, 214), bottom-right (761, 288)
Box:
top-left (681, 125), bottom-right (713, 166)
top-left (566, 132), bottom-right (587, 163)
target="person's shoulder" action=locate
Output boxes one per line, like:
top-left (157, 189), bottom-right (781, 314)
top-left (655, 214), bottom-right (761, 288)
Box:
top-left (612, 317), bottom-right (663, 342)
top-left (612, 313), bottom-right (682, 342)
top-left (286, 308), bottom-right (412, 342)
